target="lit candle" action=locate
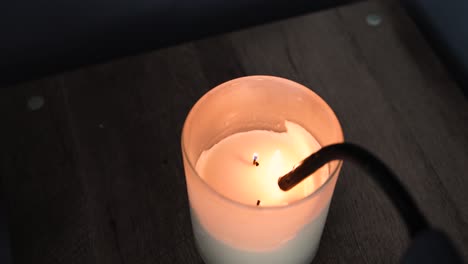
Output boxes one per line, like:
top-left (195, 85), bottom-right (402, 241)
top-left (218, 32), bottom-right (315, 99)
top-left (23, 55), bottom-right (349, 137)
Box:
top-left (182, 76), bottom-right (343, 264)
top-left (196, 121), bottom-right (329, 208)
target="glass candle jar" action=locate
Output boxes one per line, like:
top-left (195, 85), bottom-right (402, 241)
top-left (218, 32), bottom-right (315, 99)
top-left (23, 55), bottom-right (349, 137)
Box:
top-left (182, 76), bottom-right (343, 264)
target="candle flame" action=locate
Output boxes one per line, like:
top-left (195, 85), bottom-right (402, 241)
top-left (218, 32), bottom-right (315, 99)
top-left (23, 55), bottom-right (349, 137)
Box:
top-left (252, 152), bottom-right (260, 166)
top-left (253, 153), bottom-right (259, 161)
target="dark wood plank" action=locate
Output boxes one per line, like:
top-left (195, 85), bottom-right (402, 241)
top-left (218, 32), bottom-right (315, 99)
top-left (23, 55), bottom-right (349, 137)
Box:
top-left (0, 80), bottom-right (94, 263)
top-left (0, 1), bottom-right (466, 263)
top-left (334, 0), bottom-right (468, 256)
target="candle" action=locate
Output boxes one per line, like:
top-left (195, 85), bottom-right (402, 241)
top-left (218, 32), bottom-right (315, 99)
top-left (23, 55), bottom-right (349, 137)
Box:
top-left (192, 121), bottom-right (330, 262)
top-left (196, 121), bottom-right (329, 207)
top-left (182, 76), bottom-right (343, 264)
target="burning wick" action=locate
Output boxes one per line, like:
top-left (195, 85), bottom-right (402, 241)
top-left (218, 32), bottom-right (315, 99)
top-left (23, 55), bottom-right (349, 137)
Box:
top-left (256, 200), bottom-right (261, 206)
top-left (252, 153), bottom-right (260, 166)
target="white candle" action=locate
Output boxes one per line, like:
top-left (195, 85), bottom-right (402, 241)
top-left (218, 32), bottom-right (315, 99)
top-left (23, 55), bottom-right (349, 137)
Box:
top-left (196, 121), bottom-right (328, 207)
top-left (182, 76), bottom-right (343, 264)
top-left (192, 121), bottom-right (330, 263)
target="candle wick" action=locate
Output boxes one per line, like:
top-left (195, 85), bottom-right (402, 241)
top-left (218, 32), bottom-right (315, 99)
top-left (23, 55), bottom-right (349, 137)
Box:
top-left (252, 153), bottom-right (259, 166)
top-left (256, 200), bottom-right (261, 206)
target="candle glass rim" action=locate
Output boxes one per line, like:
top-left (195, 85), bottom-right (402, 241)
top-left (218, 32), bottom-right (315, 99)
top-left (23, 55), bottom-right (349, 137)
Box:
top-left (182, 75), bottom-right (344, 211)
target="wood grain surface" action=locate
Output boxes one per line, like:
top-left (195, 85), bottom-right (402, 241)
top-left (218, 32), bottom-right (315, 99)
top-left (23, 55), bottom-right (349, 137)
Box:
top-left (1, 1), bottom-right (467, 263)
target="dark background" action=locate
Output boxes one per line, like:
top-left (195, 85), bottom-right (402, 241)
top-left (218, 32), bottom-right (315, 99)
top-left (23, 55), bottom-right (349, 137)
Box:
top-left (1, 0), bottom-right (467, 263)
top-left (0, 0), bottom-right (354, 86)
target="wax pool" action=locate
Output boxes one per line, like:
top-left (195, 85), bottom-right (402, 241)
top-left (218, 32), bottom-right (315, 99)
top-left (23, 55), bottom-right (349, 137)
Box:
top-left (196, 121), bottom-right (328, 207)
top-left (192, 121), bottom-right (331, 263)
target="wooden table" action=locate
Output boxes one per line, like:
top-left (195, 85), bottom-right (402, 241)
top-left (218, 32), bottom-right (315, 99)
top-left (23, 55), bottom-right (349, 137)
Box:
top-left (1, 1), bottom-right (467, 263)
